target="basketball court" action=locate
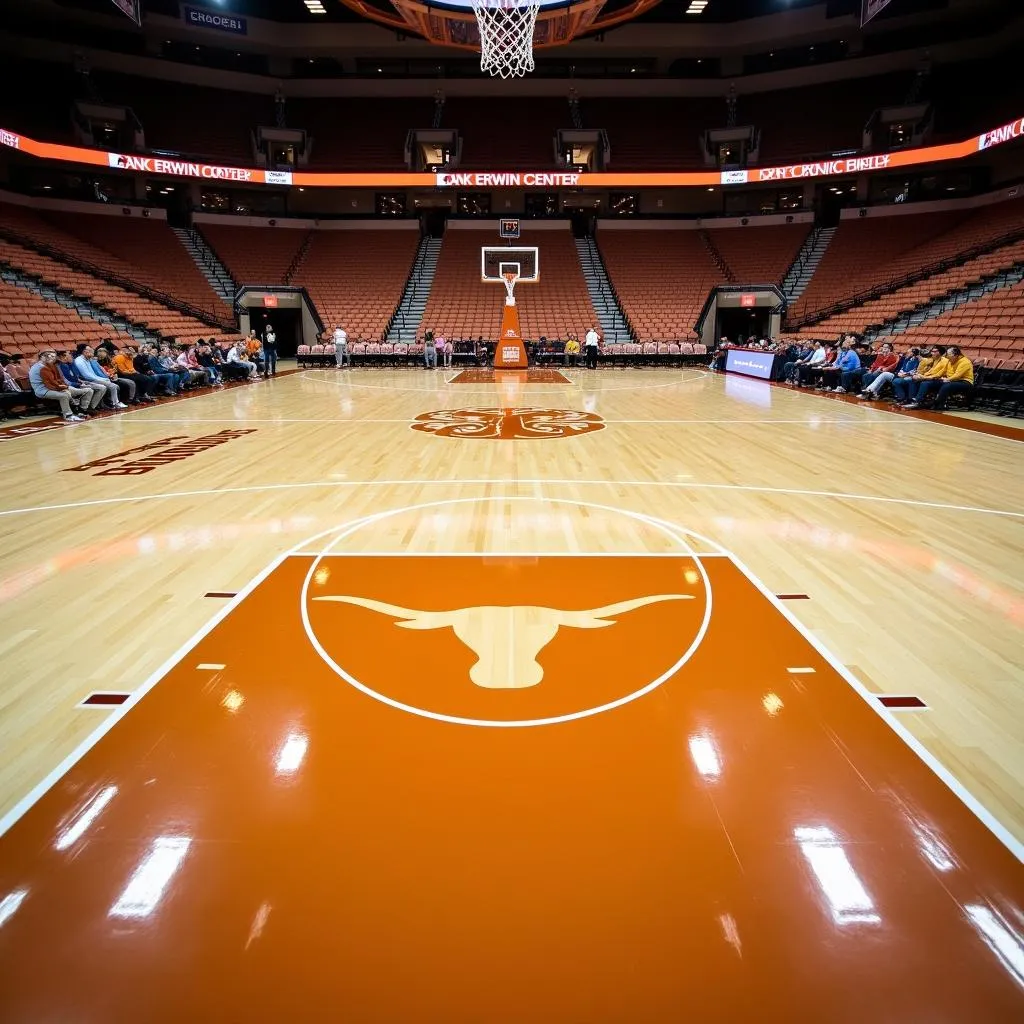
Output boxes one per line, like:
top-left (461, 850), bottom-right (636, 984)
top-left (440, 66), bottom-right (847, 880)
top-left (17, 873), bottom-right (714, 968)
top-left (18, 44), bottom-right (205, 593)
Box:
top-left (0, 0), bottom-right (1023, 1017)
top-left (1, 358), bottom-right (1023, 1019)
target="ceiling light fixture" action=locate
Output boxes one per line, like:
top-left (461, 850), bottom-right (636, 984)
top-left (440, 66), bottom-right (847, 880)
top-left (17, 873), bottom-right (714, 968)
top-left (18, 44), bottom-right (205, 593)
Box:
top-left (686, 0), bottom-right (708, 14)
top-left (304, 0), bottom-right (327, 13)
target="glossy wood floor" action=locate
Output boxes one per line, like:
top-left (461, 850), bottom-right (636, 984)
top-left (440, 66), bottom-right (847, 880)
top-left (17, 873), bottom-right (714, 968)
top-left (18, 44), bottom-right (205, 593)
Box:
top-left (0, 365), bottom-right (1022, 1019)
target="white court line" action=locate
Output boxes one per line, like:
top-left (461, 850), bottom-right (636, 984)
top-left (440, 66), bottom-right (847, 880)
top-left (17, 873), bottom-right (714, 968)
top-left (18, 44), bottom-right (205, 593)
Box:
top-left (294, 550), bottom-right (729, 558)
top-left (730, 552), bottom-right (1024, 863)
top-left (787, 667), bottom-right (817, 674)
top-left (2, 477), bottom-right (1021, 521)
top-left (0, 551), bottom-right (288, 840)
top-left (90, 417), bottom-right (892, 426)
top-left (304, 368), bottom-right (706, 394)
top-left (1, 497), bottom-right (1020, 865)
top-left (297, 495), bottom-right (716, 729)
top-left (196, 663), bottom-right (226, 671)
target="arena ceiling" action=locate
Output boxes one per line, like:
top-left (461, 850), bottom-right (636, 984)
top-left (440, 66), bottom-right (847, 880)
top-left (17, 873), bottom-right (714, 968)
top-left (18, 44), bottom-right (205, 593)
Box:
top-left (52, 0), bottom-right (951, 26)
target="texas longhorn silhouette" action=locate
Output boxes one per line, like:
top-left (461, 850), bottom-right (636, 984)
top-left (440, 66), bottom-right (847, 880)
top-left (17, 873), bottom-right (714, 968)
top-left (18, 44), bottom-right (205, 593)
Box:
top-left (313, 594), bottom-right (693, 689)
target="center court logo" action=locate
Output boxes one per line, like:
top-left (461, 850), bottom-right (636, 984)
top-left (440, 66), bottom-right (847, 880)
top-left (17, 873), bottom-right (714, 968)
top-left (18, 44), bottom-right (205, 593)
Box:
top-left (303, 554), bottom-right (710, 726)
top-left (411, 408), bottom-right (604, 440)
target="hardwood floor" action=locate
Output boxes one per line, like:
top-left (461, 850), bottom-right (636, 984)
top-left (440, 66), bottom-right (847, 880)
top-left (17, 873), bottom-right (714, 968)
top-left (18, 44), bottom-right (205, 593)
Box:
top-left (1, 364), bottom-right (1022, 845)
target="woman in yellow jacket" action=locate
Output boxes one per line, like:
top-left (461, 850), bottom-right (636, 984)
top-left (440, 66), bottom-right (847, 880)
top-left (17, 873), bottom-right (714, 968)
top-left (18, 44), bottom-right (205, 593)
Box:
top-left (904, 345), bottom-right (975, 410)
top-left (892, 346), bottom-right (946, 404)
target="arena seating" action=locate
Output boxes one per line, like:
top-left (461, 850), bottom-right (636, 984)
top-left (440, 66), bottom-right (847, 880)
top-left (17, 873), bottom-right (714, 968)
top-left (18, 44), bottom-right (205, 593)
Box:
top-left (201, 225), bottom-right (306, 286)
top-left (37, 212), bottom-right (231, 319)
top-left (290, 230), bottom-right (419, 340)
top-left (0, 203), bottom-right (231, 319)
top-left (94, 71), bottom-right (270, 165)
top-left (582, 98), bottom-right (720, 170)
top-left (706, 224), bottom-right (811, 286)
top-left (421, 230), bottom-right (596, 342)
top-left (899, 280), bottom-right (1024, 365)
top-left (788, 200), bottom-right (1024, 328)
top-left (598, 230), bottom-right (725, 342)
top-left (443, 98), bottom-right (566, 170)
top-left (0, 278), bottom-right (132, 357)
top-left (0, 237), bottom-right (239, 348)
top-left (789, 238), bottom-right (1024, 339)
top-left (290, 98), bottom-right (427, 170)
top-left (788, 211), bottom-right (970, 321)
top-left (741, 73), bottom-right (912, 165)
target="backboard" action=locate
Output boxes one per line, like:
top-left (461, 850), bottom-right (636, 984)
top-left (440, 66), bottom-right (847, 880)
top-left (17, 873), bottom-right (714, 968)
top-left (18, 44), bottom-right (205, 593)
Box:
top-left (481, 246), bottom-right (539, 284)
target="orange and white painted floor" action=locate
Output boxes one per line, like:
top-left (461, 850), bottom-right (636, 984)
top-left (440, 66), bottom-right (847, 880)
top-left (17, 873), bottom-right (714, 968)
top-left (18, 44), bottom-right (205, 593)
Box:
top-left (0, 368), bottom-right (1022, 1020)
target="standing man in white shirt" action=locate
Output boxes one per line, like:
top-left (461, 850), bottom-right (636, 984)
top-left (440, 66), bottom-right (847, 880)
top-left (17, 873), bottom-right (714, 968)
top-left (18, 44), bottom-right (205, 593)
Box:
top-left (584, 327), bottom-right (600, 370)
top-left (333, 325), bottom-right (350, 369)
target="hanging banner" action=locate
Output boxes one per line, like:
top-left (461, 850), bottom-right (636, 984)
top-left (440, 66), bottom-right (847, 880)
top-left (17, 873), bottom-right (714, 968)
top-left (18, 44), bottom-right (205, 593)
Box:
top-left (183, 5), bottom-right (248, 36)
top-left (0, 113), bottom-right (1022, 190)
top-left (110, 0), bottom-right (142, 27)
top-left (861, 0), bottom-right (893, 27)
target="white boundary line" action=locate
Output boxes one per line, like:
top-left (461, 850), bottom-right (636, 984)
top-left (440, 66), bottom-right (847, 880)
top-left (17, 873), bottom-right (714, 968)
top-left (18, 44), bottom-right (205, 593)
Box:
top-left (2, 477), bottom-right (1020, 520)
top-left (0, 499), bottom-right (1020, 863)
top-left (295, 551), bottom-right (729, 558)
top-left (0, 551), bottom-right (288, 840)
top-left (728, 551), bottom-right (1024, 863)
top-left (298, 496), bottom-right (715, 729)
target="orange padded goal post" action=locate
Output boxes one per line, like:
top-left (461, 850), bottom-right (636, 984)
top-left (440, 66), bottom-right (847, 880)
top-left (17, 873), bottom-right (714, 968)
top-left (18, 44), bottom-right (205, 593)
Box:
top-left (482, 246), bottom-right (539, 369)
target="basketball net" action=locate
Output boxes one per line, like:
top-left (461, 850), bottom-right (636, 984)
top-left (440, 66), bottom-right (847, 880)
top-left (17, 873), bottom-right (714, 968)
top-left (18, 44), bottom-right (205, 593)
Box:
top-left (472, 0), bottom-right (540, 79)
top-left (502, 271), bottom-right (518, 306)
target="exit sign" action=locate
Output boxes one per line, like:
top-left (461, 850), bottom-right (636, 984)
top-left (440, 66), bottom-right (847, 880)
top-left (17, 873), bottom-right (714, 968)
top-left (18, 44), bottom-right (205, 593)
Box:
top-left (740, 293), bottom-right (756, 308)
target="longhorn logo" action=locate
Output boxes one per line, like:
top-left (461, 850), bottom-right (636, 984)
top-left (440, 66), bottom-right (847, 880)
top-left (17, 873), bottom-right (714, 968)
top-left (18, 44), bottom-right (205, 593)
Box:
top-left (313, 594), bottom-right (692, 689)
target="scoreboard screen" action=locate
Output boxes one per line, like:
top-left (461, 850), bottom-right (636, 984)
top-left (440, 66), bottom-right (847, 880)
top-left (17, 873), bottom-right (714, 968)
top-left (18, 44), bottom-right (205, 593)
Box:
top-left (499, 218), bottom-right (521, 240)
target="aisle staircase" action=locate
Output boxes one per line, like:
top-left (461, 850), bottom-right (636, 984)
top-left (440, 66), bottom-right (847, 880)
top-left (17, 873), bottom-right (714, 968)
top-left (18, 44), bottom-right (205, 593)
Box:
top-left (386, 236), bottom-right (442, 343)
top-left (575, 236), bottom-right (632, 343)
top-left (173, 227), bottom-right (236, 305)
top-left (0, 263), bottom-right (159, 344)
top-left (781, 226), bottom-right (835, 302)
top-left (698, 229), bottom-right (735, 282)
top-left (866, 260), bottom-right (1024, 342)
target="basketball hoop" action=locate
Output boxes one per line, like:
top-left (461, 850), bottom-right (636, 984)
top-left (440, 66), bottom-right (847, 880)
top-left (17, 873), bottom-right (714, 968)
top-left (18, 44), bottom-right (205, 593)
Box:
top-left (502, 270), bottom-right (519, 306)
top-left (472, 0), bottom-right (540, 79)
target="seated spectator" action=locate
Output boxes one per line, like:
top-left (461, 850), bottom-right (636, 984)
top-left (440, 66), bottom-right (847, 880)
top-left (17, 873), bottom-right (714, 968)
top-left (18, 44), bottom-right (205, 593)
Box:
top-left (904, 345), bottom-right (975, 411)
top-left (246, 331), bottom-right (266, 376)
top-left (1, 354), bottom-right (42, 420)
top-left (176, 345), bottom-right (211, 389)
top-left (781, 343), bottom-right (814, 383)
top-left (28, 350), bottom-right (89, 421)
top-left (196, 342), bottom-right (228, 385)
top-left (112, 345), bottom-right (157, 402)
top-left (859, 346), bottom-right (918, 400)
top-left (840, 341), bottom-right (897, 395)
top-left (791, 342), bottom-right (828, 386)
top-left (137, 344), bottom-right (178, 396)
top-left (227, 340), bottom-right (260, 380)
top-left (564, 335), bottom-right (581, 367)
top-left (155, 345), bottom-right (190, 392)
top-left (57, 349), bottom-right (106, 411)
top-left (75, 344), bottom-right (127, 409)
top-left (891, 347), bottom-right (949, 405)
top-left (94, 349), bottom-right (138, 406)
top-left (818, 337), bottom-right (862, 392)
